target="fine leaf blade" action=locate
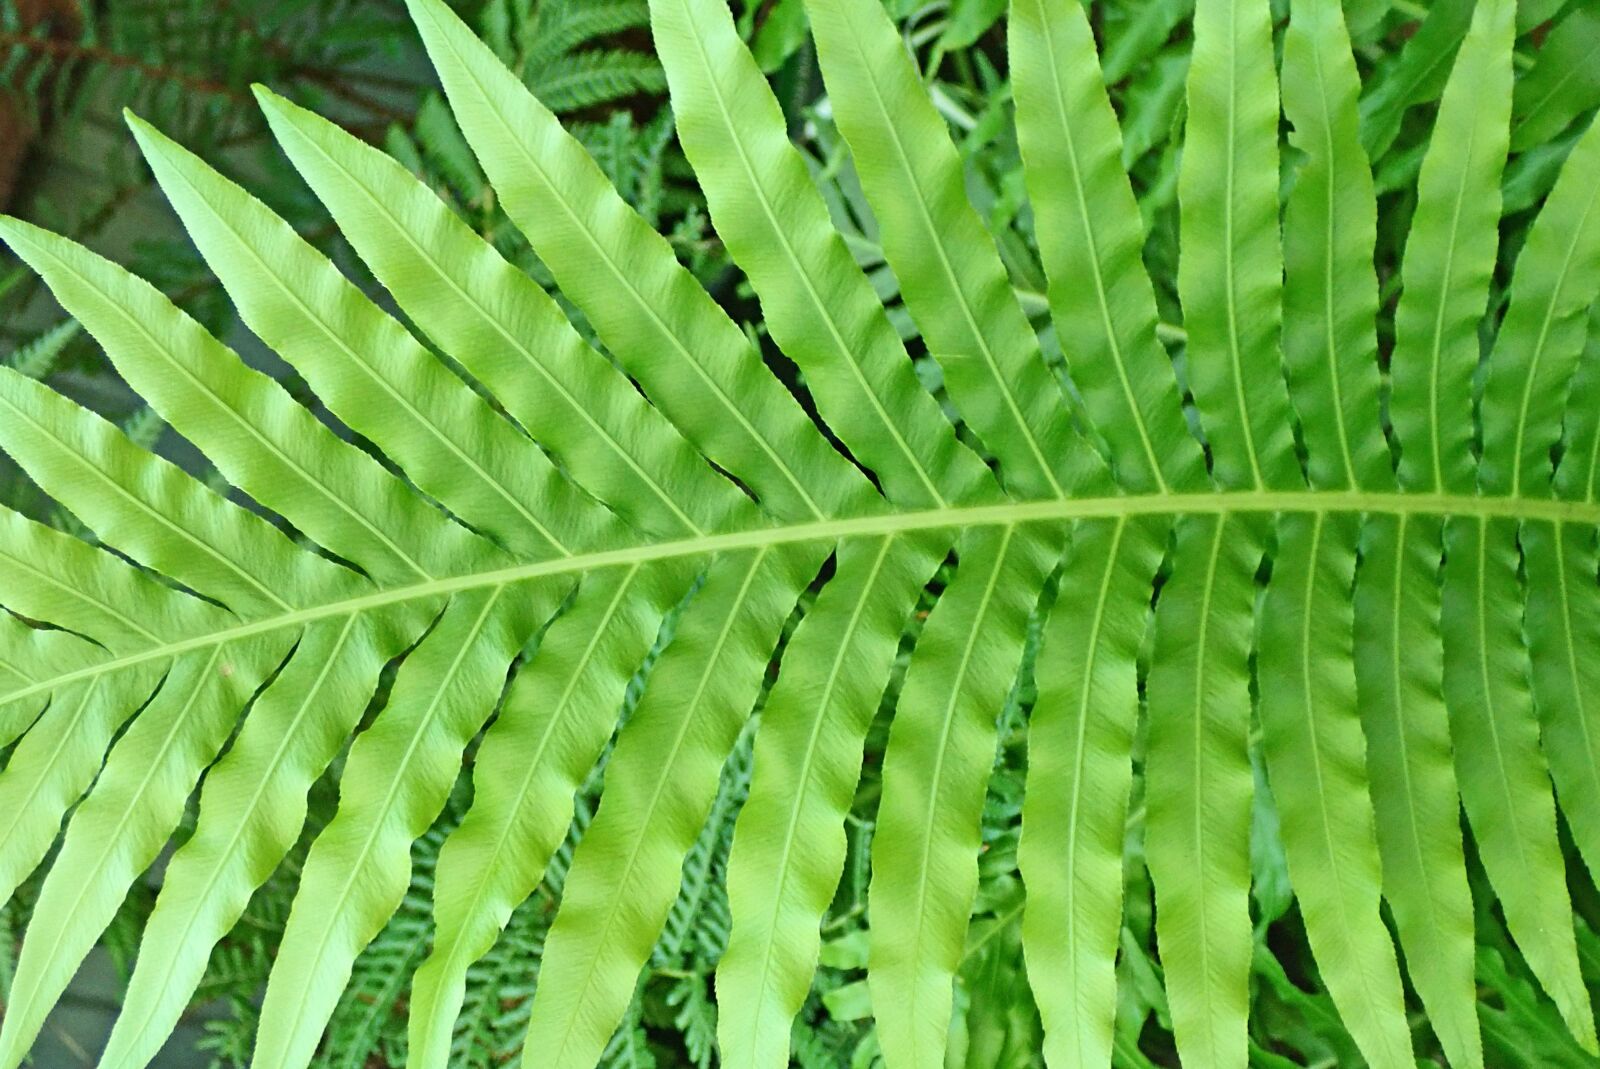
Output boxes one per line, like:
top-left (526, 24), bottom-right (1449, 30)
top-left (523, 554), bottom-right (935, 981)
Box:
top-left (251, 584), bottom-right (562, 1069)
top-left (1143, 513), bottom-right (1261, 1069)
top-left (1522, 520), bottom-right (1600, 888)
top-left (0, 364), bottom-right (351, 615)
top-left (0, 637), bottom-right (293, 1069)
top-left (649, 0), bottom-right (995, 511)
top-left (129, 113), bottom-right (616, 561)
top-left (406, 561), bottom-right (697, 1067)
top-left (1177, 0), bottom-right (1299, 491)
top-left (252, 87), bottom-right (748, 541)
top-left (1555, 309), bottom-right (1600, 504)
top-left (0, 620), bottom-right (105, 748)
top-left (0, 503), bottom-right (227, 657)
top-left (1510, 6), bottom-right (1600, 152)
top-left (407, 0), bottom-right (876, 524)
top-left (97, 614), bottom-right (421, 1069)
top-left (1279, 0), bottom-right (1390, 493)
top-left (518, 544), bottom-right (825, 1069)
top-left (1352, 513), bottom-right (1482, 1069)
top-left (1257, 511), bottom-right (1412, 1068)
top-left (715, 532), bottom-right (948, 1069)
top-left (1478, 117), bottom-right (1600, 499)
top-left (1358, 0), bottom-right (1473, 159)
top-left (1009, 0), bottom-right (1205, 494)
top-left (1387, 0), bottom-right (1514, 495)
top-left (868, 522), bottom-right (1064, 1069)
top-left (0, 215), bottom-right (483, 586)
top-left (0, 662), bottom-right (165, 910)
top-left (1017, 515), bottom-right (1165, 1069)
top-left (802, 0), bottom-right (1105, 501)
top-left (1441, 516), bottom-right (1596, 1050)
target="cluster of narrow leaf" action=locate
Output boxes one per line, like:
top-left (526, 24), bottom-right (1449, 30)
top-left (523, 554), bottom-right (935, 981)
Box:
top-left (1, 0), bottom-right (1600, 1067)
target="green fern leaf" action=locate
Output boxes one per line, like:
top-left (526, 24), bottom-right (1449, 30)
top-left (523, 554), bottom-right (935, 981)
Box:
top-left (0, 2), bottom-right (1598, 1068)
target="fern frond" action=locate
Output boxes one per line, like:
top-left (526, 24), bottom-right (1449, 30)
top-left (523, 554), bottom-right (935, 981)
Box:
top-left (531, 51), bottom-right (666, 114)
top-left (3, 320), bottom-right (79, 381)
top-left (2, 1), bottom-right (1600, 1068)
top-left (523, 0), bottom-right (653, 67)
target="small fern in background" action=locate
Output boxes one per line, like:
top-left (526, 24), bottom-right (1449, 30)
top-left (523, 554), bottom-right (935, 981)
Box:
top-left (477, 0), bottom-right (664, 113)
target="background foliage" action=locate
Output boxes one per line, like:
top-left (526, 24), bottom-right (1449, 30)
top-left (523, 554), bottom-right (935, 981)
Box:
top-left (2, 0), bottom-right (1600, 1065)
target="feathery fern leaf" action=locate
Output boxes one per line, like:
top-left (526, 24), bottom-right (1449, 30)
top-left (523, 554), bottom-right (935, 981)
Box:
top-left (2, 0), bottom-right (1600, 1067)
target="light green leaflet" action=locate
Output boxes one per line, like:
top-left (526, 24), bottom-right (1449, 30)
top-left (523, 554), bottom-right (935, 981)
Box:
top-left (801, 0), bottom-right (1109, 501)
top-left (408, 0), bottom-right (879, 526)
top-left (1358, 0), bottom-right (1473, 159)
top-left (1279, 0), bottom-right (1389, 495)
top-left (1482, 120), bottom-right (1600, 934)
top-left (405, 561), bottom-right (695, 1067)
top-left (867, 522), bottom-right (1062, 1069)
top-left (515, 544), bottom-right (825, 1069)
top-left (1144, 512), bottom-right (1261, 1068)
top-left (250, 88), bottom-right (749, 542)
top-left (1388, 0), bottom-right (1514, 497)
top-left (715, 531), bottom-right (948, 1069)
top-left (1009, 0), bottom-right (1205, 496)
top-left (1510, 5), bottom-right (1600, 153)
top-left (647, 0), bottom-right (998, 512)
top-left (1353, 511), bottom-right (1482, 1069)
top-left (1018, 514), bottom-right (1166, 1069)
top-left (1442, 516), bottom-right (1595, 1049)
top-left (1175, 0), bottom-right (1297, 493)
top-left (0, 0), bottom-right (1598, 1066)
top-left (1272, 6), bottom-right (1412, 1062)
top-left (1257, 512), bottom-right (1411, 1068)
top-left (97, 615), bottom-right (405, 1068)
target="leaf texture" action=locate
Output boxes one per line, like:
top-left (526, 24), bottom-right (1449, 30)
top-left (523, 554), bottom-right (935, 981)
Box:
top-left (1177, 0), bottom-right (1298, 492)
top-left (715, 532), bottom-right (947, 1069)
top-left (1257, 511), bottom-right (1412, 1068)
top-left (408, 0), bottom-right (877, 525)
top-left (518, 545), bottom-right (824, 1069)
top-left (1143, 513), bottom-right (1261, 1069)
top-left (648, 0), bottom-right (996, 512)
top-left (1387, 0), bottom-right (1514, 496)
top-left (802, 0), bottom-right (1107, 501)
top-left (1017, 515), bottom-right (1165, 1069)
top-left (868, 523), bottom-right (1063, 1069)
top-left (1353, 513), bottom-right (1482, 1069)
top-left (1009, 0), bottom-right (1205, 495)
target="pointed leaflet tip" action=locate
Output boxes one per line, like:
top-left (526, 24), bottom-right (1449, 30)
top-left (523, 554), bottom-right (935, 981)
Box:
top-left (250, 82), bottom-right (301, 123)
top-left (402, 0), bottom-right (444, 35)
top-left (123, 108), bottom-right (171, 165)
top-left (122, 107), bottom-right (155, 139)
top-left (251, 85), bottom-right (340, 154)
top-left (123, 111), bottom-right (214, 187)
top-left (403, 0), bottom-right (448, 25)
top-left (0, 213), bottom-right (26, 248)
top-left (0, 214), bottom-right (61, 268)
top-left (252, 85), bottom-right (301, 141)
top-left (404, 0), bottom-right (474, 62)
